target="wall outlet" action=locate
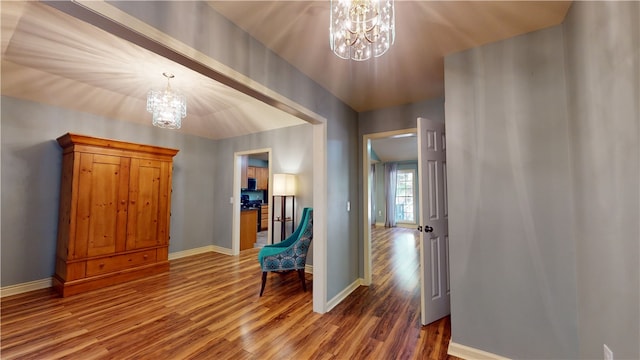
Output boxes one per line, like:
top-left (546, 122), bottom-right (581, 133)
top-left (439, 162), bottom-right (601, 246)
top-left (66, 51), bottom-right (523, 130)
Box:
top-left (604, 344), bottom-right (613, 360)
top-left (229, 197), bottom-right (234, 204)
top-left (346, 201), bottom-right (351, 212)
top-left (378, 210), bottom-right (382, 216)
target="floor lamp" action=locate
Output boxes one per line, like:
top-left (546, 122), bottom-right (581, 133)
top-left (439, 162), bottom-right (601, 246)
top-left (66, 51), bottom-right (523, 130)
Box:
top-left (272, 173), bottom-right (296, 242)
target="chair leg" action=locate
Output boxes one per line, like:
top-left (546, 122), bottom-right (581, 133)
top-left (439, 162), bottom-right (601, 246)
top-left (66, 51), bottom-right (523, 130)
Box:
top-left (298, 269), bottom-right (306, 292)
top-left (260, 272), bottom-right (267, 297)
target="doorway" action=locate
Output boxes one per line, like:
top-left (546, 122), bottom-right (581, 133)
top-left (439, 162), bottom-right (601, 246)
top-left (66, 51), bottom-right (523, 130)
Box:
top-left (362, 129), bottom-right (418, 285)
top-left (363, 123), bottom-right (450, 325)
top-left (233, 149), bottom-right (272, 255)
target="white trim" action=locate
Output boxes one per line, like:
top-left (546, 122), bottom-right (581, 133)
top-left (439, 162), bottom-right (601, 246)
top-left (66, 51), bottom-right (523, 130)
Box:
top-left (312, 121), bottom-right (328, 314)
top-left (168, 245), bottom-right (233, 260)
top-left (0, 278), bottom-right (52, 298)
top-left (326, 278), bottom-right (364, 312)
top-left (448, 342), bottom-right (511, 360)
top-left (363, 137), bottom-right (372, 285)
top-left (208, 245), bottom-right (234, 256)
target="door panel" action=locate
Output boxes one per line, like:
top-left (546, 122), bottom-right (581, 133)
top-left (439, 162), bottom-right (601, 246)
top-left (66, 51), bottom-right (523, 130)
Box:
top-left (418, 117), bottom-right (450, 325)
top-left (76, 153), bottom-right (129, 258)
top-left (127, 159), bottom-right (170, 250)
top-left (427, 160), bottom-right (439, 220)
top-left (430, 236), bottom-right (441, 299)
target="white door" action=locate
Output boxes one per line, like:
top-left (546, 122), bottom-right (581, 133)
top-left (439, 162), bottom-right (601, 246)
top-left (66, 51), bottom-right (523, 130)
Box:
top-left (417, 117), bottom-right (450, 325)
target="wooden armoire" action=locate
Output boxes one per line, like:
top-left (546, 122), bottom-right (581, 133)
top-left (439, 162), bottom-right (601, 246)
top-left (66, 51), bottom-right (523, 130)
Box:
top-left (53, 133), bottom-right (179, 297)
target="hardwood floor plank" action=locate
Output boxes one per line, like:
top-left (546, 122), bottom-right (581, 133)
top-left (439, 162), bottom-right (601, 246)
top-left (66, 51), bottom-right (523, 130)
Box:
top-left (1, 226), bottom-right (461, 360)
top-left (1, 328), bottom-right (89, 360)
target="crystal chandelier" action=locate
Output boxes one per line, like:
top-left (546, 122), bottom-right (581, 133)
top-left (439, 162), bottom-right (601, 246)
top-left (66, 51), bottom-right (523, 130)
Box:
top-left (147, 72), bottom-right (186, 129)
top-left (329, 0), bottom-right (395, 61)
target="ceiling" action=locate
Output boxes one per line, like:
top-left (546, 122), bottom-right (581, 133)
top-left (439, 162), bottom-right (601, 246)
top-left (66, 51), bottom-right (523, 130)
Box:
top-left (371, 134), bottom-right (418, 162)
top-left (209, 1), bottom-right (572, 112)
top-left (1, 1), bottom-right (572, 141)
top-left (1, 1), bottom-right (306, 140)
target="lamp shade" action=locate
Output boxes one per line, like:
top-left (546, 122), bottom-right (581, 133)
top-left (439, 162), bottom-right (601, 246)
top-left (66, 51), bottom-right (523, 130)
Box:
top-left (273, 173), bottom-right (296, 196)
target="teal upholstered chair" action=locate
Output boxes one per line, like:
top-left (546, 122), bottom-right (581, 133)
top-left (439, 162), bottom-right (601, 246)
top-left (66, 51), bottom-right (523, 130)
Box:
top-left (258, 207), bottom-right (313, 296)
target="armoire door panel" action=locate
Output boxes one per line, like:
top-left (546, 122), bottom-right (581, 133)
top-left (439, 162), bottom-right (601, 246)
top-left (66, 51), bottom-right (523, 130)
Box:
top-left (73, 153), bottom-right (94, 259)
top-left (76, 153), bottom-right (129, 258)
top-left (127, 159), bottom-right (169, 250)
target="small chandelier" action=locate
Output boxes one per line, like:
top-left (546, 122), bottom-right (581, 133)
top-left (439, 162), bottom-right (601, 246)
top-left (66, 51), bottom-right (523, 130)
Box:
top-left (329, 0), bottom-right (395, 61)
top-left (147, 72), bottom-right (186, 129)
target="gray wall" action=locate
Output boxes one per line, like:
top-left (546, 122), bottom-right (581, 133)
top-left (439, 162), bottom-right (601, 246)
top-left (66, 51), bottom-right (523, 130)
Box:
top-left (358, 97), bottom-right (445, 135)
top-left (0, 97), bottom-right (315, 286)
top-left (445, 26), bottom-right (578, 359)
top-left (564, 2), bottom-right (640, 359)
top-left (445, 1), bottom-right (639, 358)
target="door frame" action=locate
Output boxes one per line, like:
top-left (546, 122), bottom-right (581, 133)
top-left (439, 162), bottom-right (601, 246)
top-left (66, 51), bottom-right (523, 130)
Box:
top-left (232, 148), bottom-right (272, 255)
top-left (362, 128), bottom-right (417, 285)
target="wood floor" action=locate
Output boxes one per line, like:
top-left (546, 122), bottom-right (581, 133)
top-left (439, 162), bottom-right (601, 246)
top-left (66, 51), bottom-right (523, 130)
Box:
top-left (1, 226), bottom-right (461, 359)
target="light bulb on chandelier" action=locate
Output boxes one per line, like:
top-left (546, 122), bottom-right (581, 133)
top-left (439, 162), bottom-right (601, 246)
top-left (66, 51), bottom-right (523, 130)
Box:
top-left (329, 0), bottom-right (395, 61)
top-left (147, 72), bottom-right (186, 129)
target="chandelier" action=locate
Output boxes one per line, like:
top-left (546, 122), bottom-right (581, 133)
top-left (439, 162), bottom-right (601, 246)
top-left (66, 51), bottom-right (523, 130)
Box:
top-left (329, 0), bottom-right (395, 61)
top-left (147, 72), bottom-right (186, 129)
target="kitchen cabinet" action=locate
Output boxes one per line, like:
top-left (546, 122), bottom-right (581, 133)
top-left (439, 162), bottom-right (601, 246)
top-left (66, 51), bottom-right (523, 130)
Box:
top-left (247, 166), bottom-right (256, 179)
top-left (53, 133), bottom-right (178, 297)
top-left (247, 166), bottom-right (268, 190)
top-left (256, 167), bottom-right (269, 190)
top-left (240, 209), bottom-right (258, 250)
top-left (260, 204), bottom-right (269, 231)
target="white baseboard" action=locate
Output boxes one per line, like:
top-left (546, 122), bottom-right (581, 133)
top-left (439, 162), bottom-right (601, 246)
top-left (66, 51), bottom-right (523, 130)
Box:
top-left (448, 341), bottom-right (511, 360)
top-left (2, 246), bottom-right (235, 298)
top-left (305, 264), bottom-right (313, 274)
top-left (374, 222), bottom-right (385, 227)
top-left (168, 245), bottom-right (233, 260)
top-left (0, 278), bottom-right (52, 298)
top-left (326, 277), bottom-right (364, 312)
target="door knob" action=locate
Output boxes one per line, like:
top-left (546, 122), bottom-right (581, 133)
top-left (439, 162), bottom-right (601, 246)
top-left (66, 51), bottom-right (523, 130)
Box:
top-left (424, 225), bottom-right (434, 233)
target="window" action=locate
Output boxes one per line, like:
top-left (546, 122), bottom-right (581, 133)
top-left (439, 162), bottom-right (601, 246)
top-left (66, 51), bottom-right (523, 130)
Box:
top-left (395, 169), bottom-right (415, 223)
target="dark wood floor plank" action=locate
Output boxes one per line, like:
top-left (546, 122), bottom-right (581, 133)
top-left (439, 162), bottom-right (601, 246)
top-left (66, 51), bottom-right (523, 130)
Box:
top-left (0, 226), bottom-right (460, 360)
